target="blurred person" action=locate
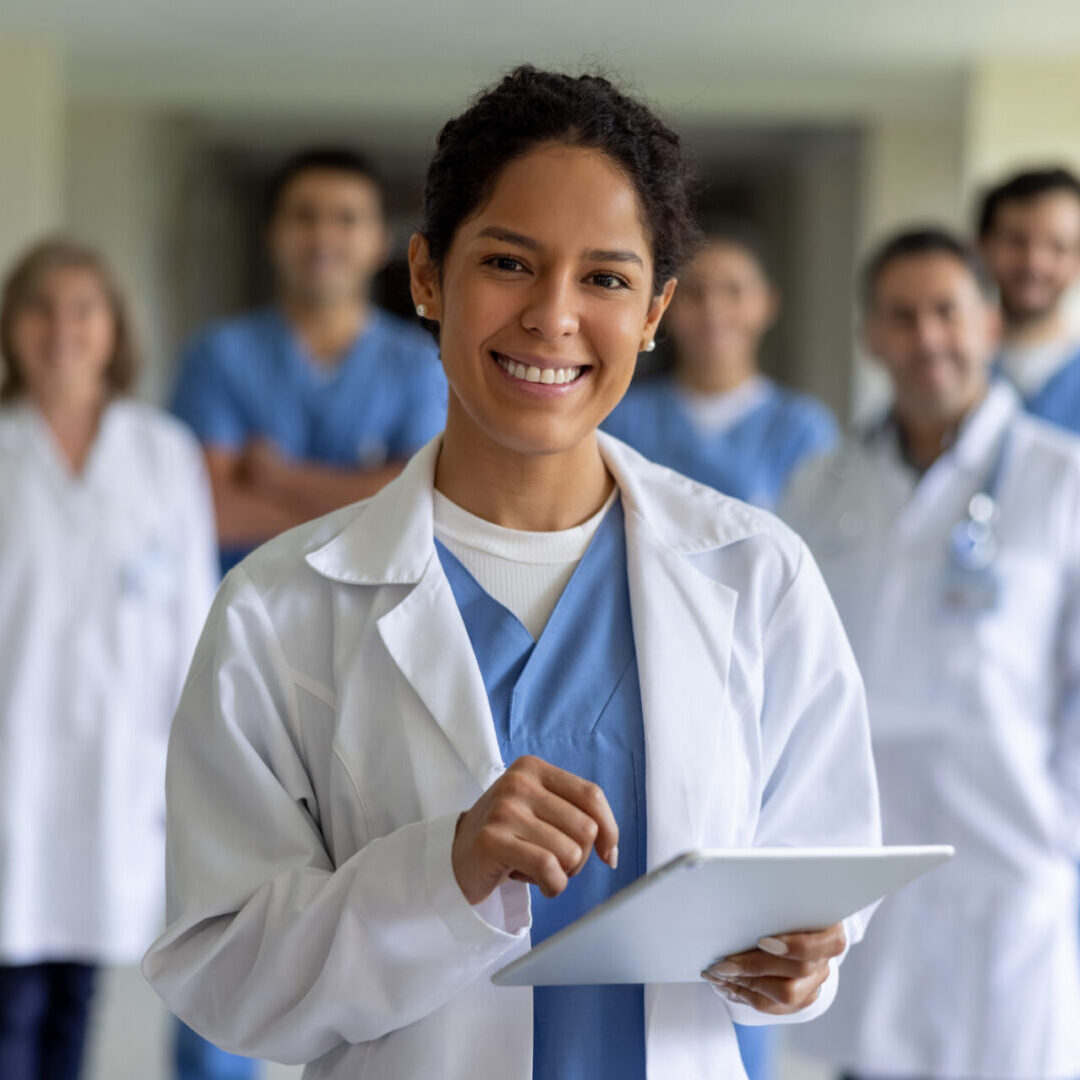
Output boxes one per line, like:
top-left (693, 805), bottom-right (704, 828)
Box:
top-left (784, 229), bottom-right (1080, 1080)
top-left (172, 146), bottom-right (448, 576)
top-left (0, 239), bottom-right (217, 1079)
top-left (143, 67), bottom-right (881, 1080)
top-left (978, 166), bottom-right (1080, 429)
top-left (602, 229), bottom-right (838, 509)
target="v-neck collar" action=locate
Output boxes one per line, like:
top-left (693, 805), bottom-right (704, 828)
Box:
top-left (21, 399), bottom-right (121, 495)
top-left (270, 306), bottom-right (381, 386)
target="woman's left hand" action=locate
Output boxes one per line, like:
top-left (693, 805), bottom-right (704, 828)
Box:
top-left (701, 923), bottom-right (846, 1015)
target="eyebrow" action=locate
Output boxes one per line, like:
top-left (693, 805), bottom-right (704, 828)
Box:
top-left (475, 226), bottom-right (644, 268)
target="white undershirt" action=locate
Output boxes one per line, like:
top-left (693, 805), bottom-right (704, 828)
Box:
top-left (998, 338), bottom-right (1080, 398)
top-left (675, 375), bottom-right (770, 436)
top-left (433, 486), bottom-right (619, 640)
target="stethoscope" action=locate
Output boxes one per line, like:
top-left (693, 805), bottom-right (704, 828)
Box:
top-left (945, 427), bottom-right (1010, 574)
top-left (826, 423), bottom-right (1012, 570)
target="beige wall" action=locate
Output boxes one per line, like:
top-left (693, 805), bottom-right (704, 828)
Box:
top-left (0, 42), bottom-right (64, 275)
top-left (64, 104), bottom-right (202, 401)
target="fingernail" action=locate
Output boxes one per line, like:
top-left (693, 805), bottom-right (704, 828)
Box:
top-left (608, 846), bottom-right (619, 870)
top-left (758, 936), bottom-right (789, 956)
top-left (707, 960), bottom-right (741, 977)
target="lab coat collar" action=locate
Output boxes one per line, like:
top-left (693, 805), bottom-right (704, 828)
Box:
top-left (866, 378), bottom-right (1020, 479)
top-left (305, 431), bottom-right (767, 586)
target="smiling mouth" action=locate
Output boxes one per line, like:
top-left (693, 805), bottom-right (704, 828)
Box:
top-left (492, 351), bottom-right (589, 386)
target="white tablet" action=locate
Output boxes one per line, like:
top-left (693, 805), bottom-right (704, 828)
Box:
top-left (492, 845), bottom-right (953, 987)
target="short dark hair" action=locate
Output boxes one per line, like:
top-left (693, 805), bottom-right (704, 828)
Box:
top-left (698, 222), bottom-right (774, 285)
top-left (1, 237), bottom-right (139, 402)
top-left (861, 227), bottom-right (996, 312)
top-left (420, 65), bottom-right (700, 296)
top-left (976, 166), bottom-right (1080, 238)
top-left (265, 146), bottom-right (384, 221)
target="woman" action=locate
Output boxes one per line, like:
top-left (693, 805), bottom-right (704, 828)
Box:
top-left (604, 230), bottom-right (838, 508)
top-left (0, 239), bottom-right (218, 1077)
top-left (143, 68), bottom-right (880, 1080)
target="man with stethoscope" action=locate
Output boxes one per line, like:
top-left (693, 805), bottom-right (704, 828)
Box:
top-left (783, 228), bottom-right (1080, 1079)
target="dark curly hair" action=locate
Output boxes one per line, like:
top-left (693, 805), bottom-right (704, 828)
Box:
top-left (420, 65), bottom-right (699, 296)
top-left (976, 166), bottom-right (1080, 239)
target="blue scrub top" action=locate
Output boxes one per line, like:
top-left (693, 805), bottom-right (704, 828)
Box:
top-left (1018, 346), bottom-right (1080, 435)
top-left (602, 375), bottom-right (838, 508)
top-left (436, 498), bottom-right (647, 1080)
top-left (171, 307), bottom-right (447, 573)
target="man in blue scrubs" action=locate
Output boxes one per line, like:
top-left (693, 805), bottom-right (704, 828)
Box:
top-left (169, 147), bottom-right (446, 1078)
top-left (603, 229), bottom-right (837, 511)
top-left (173, 146), bottom-right (447, 576)
top-left (978, 167), bottom-right (1080, 431)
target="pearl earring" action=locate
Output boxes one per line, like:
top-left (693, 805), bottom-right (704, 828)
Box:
top-left (415, 304), bottom-right (427, 318)
top-left (643, 340), bottom-right (656, 353)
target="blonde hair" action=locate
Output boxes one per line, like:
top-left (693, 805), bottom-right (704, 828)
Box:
top-left (0, 237), bottom-right (139, 402)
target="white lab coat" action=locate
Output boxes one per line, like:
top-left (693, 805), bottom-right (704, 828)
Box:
top-left (142, 432), bottom-right (880, 1080)
top-left (783, 382), bottom-right (1080, 1078)
top-left (0, 399), bottom-right (217, 964)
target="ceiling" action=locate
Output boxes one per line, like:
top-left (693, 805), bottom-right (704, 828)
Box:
top-left (4, 0), bottom-right (1080, 120)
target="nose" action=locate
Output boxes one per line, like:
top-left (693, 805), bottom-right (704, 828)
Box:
top-left (521, 271), bottom-right (580, 340)
top-left (912, 313), bottom-right (948, 353)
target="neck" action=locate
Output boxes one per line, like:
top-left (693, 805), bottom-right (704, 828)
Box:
top-left (1003, 307), bottom-right (1069, 348)
top-left (676, 350), bottom-right (757, 394)
top-left (34, 389), bottom-right (107, 474)
top-left (894, 386), bottom-right (986, 471)
top-left (435, 412), bottom-right (614, 532)
top-left (281, 294), bottom-right (370, 363)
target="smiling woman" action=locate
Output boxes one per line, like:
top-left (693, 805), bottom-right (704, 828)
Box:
top-left (143, 67), bottom-right (881, 1080)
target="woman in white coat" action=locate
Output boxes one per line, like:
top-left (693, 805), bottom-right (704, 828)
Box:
top-left (783, 229), bottom-right (1080, 1079)
top-left (0, 239), bottom-right (218, 1078)
top-left (143, 67), bottom-right (881, 1080)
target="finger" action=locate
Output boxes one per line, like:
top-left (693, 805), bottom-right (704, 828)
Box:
top-left (509, 814), bottom-right (588, 877)
top-left (498, 836), bottom-right (570, 899)
top-left (532, 761), bottom-right (619, 866)
top-left (705, 975), bottom-right (821, 1016)
top-left (530, 793), bottom-right (602, 875)
top-left (761, 923), bottom-right (847, 962)
top-left (706, 952), bottom-right (820, 981)
top-left (720, 969), bottom-right (829, 1009)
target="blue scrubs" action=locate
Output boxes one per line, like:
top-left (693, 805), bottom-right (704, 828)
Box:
top-left (172, 307), bottom-right (447, 573)
top-left (1019, 347), bottom-right (1080, 434)
top-left (602, 375), bottom-right (838, 508)
top-left (437, 498), bottom-right (647, 1080)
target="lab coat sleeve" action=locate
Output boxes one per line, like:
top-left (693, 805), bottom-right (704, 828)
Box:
top-left (722, 539), bottom-right (882, 1027)
top-left (1051, 492), bottom-right (1080, 857)
top-left (171, 427), bottom-right (219, 704)
top-left (142, 569), bottom-right (529, 1064)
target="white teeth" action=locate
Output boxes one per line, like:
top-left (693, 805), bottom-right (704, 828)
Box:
top-left (494, 353), bottom-right (582, 386)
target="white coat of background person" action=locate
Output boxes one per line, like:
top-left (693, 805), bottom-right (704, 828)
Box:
top-left (783, 229), bottom-right (1080, 1080)
top-left (0, 239), bottom-right (218, 1075)
top-left (143, 66), bottom-right (881, 1080)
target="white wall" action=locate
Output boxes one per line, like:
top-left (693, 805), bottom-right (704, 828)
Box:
top-left (0, 41), bottom-right (64, 273)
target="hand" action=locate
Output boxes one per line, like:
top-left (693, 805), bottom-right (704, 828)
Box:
top-left (237, 438), bottom-right (287, 490)
top-left (701, 923), bottom-right (846, 1015)
top-left (452, 755), bottom-right (619, 905)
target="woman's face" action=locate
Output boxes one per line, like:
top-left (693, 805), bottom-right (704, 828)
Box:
top-left (411, 143), bottom-right (674, 458)
top-left (10, 266), bottom-right (117, 406)
top-left (667, 241), bottom-right (776, 374)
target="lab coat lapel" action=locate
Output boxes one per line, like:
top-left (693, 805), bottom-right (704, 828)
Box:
top-left (377, 560), bottom-right (506, 793)
top-left (307, 437), bottom-right (504, 792)
top-left (624, 515), bottom-right (738, 867)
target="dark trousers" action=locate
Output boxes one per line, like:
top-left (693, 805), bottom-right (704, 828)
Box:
top-left (0, 962), bottom-right (97, 1080)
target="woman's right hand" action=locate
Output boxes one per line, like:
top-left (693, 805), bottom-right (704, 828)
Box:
top-left (452, 755), bottom-right (619, 905)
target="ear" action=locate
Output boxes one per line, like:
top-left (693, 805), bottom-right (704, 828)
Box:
top-left (641, 278), bottom-right (678, 349)
top-left (408, 233), bottom-right (442, 321)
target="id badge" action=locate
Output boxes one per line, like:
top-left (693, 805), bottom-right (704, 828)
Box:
top-left (939, 563), bottom-right (1001, 617)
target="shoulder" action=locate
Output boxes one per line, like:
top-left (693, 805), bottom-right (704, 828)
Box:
top-left (369, 309), bottom-right (440, 363)
top-left (179, 309), bottom-right (277, 367)
top-left (1011, 411), bottom-right (1080, 487)
top-left (109, 399), bottom-right (207, 476)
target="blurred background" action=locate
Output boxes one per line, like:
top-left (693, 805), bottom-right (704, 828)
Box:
top-left (2, 1), bottom-right (1080, 1075)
